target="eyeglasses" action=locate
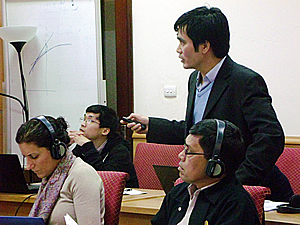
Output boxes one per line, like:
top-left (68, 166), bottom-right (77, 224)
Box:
top-left (79, 117), bottom-right (100, 125)
top-left (184, 145), bottom-right (206, 157)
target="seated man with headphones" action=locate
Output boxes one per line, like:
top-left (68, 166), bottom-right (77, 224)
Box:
top-left (151, 119), bottom-right (260, 225)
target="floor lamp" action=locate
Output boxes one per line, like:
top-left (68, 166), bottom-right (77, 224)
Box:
top-left (0, 26), bottom-right (37, 122)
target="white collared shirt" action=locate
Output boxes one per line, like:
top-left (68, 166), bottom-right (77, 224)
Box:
top-left (177, 182), bottom-right (219, 225)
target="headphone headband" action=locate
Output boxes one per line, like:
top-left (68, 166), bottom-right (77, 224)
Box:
top-left (205, 119), bottom-right (226, 178)
top-left (34, 115), bottom-right (66, 159)
top-left (212, 119), bottom-right (225, 160)
top-left (36, 115), bottom-right (57, 143)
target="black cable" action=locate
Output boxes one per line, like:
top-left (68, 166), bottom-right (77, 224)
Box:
top-left (0, 93), bottom-right (26, 111)
top-left (15, 193), bottom-right (36, 216)
top-left (0, 92), bottom-right (26, 122)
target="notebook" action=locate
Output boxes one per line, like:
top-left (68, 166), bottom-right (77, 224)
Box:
top-left (0, 216), bottom-right (45, 225)
top-left (0, 154), bottom-right (40, 194)
top-left (153, 165), bottom-right (179, 194)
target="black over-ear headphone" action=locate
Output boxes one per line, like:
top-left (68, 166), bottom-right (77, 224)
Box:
top-left (205, 119), bottom-right (226, 178)
top-left (277, 195), bottom-right (300, 213)
top-left (35, 116), bottom-right (67, 160)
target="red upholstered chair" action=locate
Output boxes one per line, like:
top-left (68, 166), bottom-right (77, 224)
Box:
top-left (174, 178), bottom-right (270, 225)
top-left (276, 148), bottom-right (300, 195)
top-left (97, 171), bottom-right (129, 225)
top-left (243, 185), bottom-right (271, 225)
top-left (134, 143), bottom-right (184, 189)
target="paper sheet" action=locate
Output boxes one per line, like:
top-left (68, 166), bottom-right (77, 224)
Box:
top-left (264, 200), bottom-right (288, 211)
top-left (64, 214), bottom-right (78, 225)
top-left (123, 188), bottom-right (147, 195)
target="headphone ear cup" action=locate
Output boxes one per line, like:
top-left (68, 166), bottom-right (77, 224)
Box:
top-left (290, 195), bottom-right (300, 208)
top-left (51, 139), bottom-right (67, 160)
top-left (205, 159), bottom-right (225, 178)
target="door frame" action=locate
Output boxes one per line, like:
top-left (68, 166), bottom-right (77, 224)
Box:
top-left (115, 0), bottom-right (134, 141)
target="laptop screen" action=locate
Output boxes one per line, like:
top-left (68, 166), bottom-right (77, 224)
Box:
top-left (0, 154), bottom-right (39, 194)
top-left (153, 165), bottom-right (179, 194)
top-left (0, 216), bottom-right (45, 225)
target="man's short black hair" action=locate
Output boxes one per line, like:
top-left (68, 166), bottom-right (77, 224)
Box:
top-left (189, 119), bottom-right (245, 176)
top-left (86, 104), bottom-right (119, 138)
top-left (174, 6), bottom-right (230, 58)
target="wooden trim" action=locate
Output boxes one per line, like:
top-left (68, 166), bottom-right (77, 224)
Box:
top-left (132, 132), bottom-right (146, 139)
top-left (115, 0), bottom-right (134, 147)
top-left (115, 0), bottom-right (133, 117)
top-left (285, 136), bottom-right (300, 148)
top-left (132, 132), bottom-right (146, 159)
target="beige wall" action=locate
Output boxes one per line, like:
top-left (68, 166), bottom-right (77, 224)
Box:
top-left (132, 0), bottom-right (300, 137)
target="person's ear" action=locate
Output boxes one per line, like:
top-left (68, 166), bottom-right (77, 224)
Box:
top-left (200, 40), bottom-right (210, 54)
top-left (101, 128), bottom-right (110, 136)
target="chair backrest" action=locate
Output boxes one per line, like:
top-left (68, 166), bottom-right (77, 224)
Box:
top-left (134, 143), bottom-right (183, 189)
top-left (174, 178), bottom-right (270, 225)
top-left (276, 148), bottom-right (300, 195)
top-left (243, 185), bottom-right (271, 225)
top-left (97, 171), bottom-right (129, 225)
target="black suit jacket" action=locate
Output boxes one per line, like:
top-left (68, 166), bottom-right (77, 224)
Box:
top-left (147, 56), bottom-right (285, 187)
top-left (152, 176), bottom-right (260, 225)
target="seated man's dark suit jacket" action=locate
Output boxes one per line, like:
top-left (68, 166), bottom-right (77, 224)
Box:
top-left (147, 56), bottom-right (293, 201)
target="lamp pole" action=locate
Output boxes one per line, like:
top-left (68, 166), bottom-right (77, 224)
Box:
top-left (0, 26), bottom-right (37, 122)
top-left (10, 41), bottom-right (29, 121)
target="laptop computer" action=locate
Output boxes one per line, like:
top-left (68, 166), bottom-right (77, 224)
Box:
top-left (0, 154), bottom-right (40, 194)
top-left (153, 165), bottom-right (179, 194)
top-left (0, 216), bottom-right (45, 225)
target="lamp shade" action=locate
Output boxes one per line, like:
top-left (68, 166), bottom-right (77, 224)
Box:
top-left (0, 26), bottom-right (37, 43)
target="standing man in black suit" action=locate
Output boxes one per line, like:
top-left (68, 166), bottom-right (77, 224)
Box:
top-left (122, 6), bottom-right (293, 201)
